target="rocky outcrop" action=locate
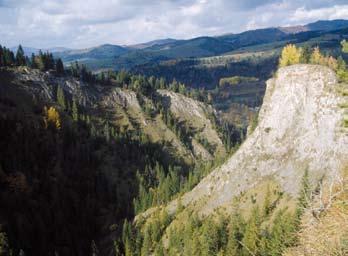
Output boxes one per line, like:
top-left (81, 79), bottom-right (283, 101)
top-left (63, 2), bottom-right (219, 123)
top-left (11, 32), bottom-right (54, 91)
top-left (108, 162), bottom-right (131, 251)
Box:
top-left (5, 67), bottom-right (226, 163)
top-left (158, 90), bottom-right (226, 158)
top-left (158, 64), bottom-right (348, 216)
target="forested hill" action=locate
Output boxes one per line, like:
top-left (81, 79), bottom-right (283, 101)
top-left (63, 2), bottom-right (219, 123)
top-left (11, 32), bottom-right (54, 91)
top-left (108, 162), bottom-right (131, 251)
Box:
top-left (0, 46), bottom-right (245, 255)
top-left (123, 44), bottom-right (348, 256)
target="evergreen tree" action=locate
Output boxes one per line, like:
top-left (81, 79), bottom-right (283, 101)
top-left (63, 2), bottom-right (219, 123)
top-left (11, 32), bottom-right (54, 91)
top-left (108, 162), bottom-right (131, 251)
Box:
top-left (300, 44), bottom-right (311, 63)
top-left (72, 98), bottom-right (79, 122)
top-left (16, 45), bottom-right (26, 66)
top-left (141, 225), bottom-right (151, 256)
top-left (57, 86), bottom-right (66, 110)
top-left (296, 169), bottom-right (310, 219)
top-left (30, 53), bottom-right (37, 69)
top-left (56, 58), bottom-right (65, 75)
top-left (0, 46), bottom-right (4, 67)
top-left (226, 210), bottom-right (245, 255)
top-left (241, 206), bottom-right (261, 256)
top-left (104, 122), bottom-right (110, 142)
top-left (268, 209), bottom-right (297, 256)
top-left (200, 218), bottom-right (220, 256)
top-left (263, 185), bottom-right (272, 217)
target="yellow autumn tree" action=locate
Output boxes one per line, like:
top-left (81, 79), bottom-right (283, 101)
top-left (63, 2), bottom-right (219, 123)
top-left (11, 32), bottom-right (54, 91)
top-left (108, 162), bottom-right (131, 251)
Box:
top-left (44, 106), bottom-right (61, 129)
top-left (279, 44), bottom-right (302, 67)
top-left (309, 46), bottom-right (324, 65)
top-left (326, 56), bottom-right (338, 71)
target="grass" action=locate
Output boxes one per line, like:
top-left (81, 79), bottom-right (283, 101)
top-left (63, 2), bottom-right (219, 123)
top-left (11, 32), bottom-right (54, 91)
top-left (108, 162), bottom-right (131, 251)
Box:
top-left (284, 166), bottom-right (348, 256)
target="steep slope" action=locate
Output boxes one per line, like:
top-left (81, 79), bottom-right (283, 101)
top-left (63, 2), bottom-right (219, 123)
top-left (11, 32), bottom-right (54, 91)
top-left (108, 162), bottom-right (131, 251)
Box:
top-left (0, 67), bottom-right (226, 164)
top-left (140, 64), bottom-right (348, 219)
top-left (0, 66), bottom-right (231, 255)
top-left (158, 90), bottom-right (226, 159)
top-left (284, 167), bottom-right (348, 255)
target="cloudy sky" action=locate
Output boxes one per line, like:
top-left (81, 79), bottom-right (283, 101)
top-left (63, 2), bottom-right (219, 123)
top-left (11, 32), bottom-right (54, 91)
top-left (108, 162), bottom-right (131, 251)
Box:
top-left (0, 0), bottom-right (347, 49)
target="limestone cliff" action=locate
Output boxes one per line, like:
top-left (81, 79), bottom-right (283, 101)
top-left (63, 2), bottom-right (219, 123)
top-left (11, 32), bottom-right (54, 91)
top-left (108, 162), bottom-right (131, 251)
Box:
top-left (146, 64), bottom-right (348, 217)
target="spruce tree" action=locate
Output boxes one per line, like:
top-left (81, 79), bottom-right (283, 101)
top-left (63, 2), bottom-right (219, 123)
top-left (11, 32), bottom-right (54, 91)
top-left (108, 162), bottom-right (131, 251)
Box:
top-left (226, 209), bottom-right (245, 256)
top-left (57, 86), bottom-right (66, 110)
top-left (241, 206), bottom-right (261, 256)
top-left (56, 58), bottom-right (65, 75)
top-left (296, 169), bottom-right (310, 220)
top-left (72, 98), bottom-right (79, 122)
top-left (16, 45), bottom-right (26, 66)
top-left (0, 46), bottom-right (3, 67)
top-left (141, 225), bottom-right (151, 256)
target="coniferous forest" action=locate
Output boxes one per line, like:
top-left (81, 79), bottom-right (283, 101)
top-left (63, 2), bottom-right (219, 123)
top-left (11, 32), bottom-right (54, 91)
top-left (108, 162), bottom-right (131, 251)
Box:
top-left (1, 5), bottom-right (348, 256)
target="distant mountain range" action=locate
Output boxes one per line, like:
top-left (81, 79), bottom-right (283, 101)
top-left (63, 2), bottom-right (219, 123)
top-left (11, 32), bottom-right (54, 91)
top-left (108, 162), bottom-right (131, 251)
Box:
top-left (11, 19), bottom-right (348, 70)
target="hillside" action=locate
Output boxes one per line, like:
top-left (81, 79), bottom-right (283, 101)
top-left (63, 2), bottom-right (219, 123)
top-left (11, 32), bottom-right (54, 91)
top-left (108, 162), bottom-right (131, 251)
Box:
top-left (48, 19), bottom-right (348, 75)
top-left (132, 64), bottom-right (348, 255)
top-left (0, 66), bottom-right (239, 255)
top-left (170, 64), bottom-right (347, 213)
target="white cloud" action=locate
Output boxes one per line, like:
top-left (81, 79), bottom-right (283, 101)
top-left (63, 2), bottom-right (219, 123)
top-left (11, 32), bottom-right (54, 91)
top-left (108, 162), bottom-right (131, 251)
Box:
top-left (290, 5), bottom-right (348, 23)
top-left (0, 0), bottom-right (347, 48)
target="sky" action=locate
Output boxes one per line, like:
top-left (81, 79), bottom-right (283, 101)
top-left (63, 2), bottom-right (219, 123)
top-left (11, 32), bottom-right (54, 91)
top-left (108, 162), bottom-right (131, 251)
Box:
top-left (0, 0), bottom-right (348, 49)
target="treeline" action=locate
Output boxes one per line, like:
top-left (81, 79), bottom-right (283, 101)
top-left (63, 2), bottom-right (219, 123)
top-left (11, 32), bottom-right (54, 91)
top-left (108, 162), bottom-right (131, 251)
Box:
top-left (0, 45), bottom-right (65, 75)
top-left (121, 171), bottom-right (311, 256)
top-left (279, 42), bottom-right (348, 82)
top-left (133, 161), bottom-right (219, 214)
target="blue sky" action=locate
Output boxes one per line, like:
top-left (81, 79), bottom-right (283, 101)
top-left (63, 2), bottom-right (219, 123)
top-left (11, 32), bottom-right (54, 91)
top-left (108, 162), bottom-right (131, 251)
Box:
top-left (0, 0), bottom-right (347, 49)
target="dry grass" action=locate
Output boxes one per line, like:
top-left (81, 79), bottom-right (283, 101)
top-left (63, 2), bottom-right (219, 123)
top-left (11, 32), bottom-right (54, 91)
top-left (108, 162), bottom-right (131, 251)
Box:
top-left (284, 168), bottom-right (348, 256)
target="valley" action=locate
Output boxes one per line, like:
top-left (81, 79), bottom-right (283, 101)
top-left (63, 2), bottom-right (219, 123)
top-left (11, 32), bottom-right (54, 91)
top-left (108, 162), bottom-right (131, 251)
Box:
top-left (0, 16), bottom-right (348, 256)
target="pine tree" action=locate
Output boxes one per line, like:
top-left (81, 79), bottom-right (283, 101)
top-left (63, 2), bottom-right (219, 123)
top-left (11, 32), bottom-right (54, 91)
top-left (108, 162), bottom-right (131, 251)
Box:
top-left (141, 225), bottom-right (151, 256)
top-left (241, 206), bottom-right (261, 256)
top-left (57, 86), bottom-right (66, 110)
top-left (268, 209), bottom-right (297, 256)
top-left (72, 98), bottom-right (79, 122)
top-left (104, 122), bottom-right (110, 142)
top-left (296, 169), bottom-right (310, 221)
top-left (56, 58), bottom-right (64, 75)
top-left (200, 218), bottom-right (220, 256)
top-left (30, 53), bottom-right (38, 69)
top-left (0, 46), bottom-right (4, 67)
top-left (300, 44), bottom-right (311, 63)
top-left (263, 185), bottom-right (272, 217)
top-left (16, 45), bottom-right (26, 66)
top-left (226, 209), bottom-right (245, 256)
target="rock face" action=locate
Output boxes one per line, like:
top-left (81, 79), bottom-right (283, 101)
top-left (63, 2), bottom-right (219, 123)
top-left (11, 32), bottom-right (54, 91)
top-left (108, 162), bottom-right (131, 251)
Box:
top-left (4, 67), bottom-right (226, 163)
top-left (158, 90), bottom-right (226, 159)
top-left (165, 64), bottom-right (348, 215)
